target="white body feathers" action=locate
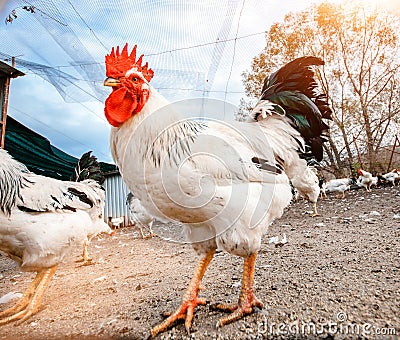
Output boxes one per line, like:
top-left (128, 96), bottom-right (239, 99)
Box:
top-left (357, 169), bottom-right (373, 191)
top-left (0, 149), bottom-right (111, 272)
top-left (110, 85), bottom-right (310, 257)
top-left (291, 167), bottom-right (320, 204)
top-left (326, 178), bottom-right (352, 196)
top-left (382, 169), bottom-right (399, 186)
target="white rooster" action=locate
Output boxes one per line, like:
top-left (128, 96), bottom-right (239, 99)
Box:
top-left (357, 168), bottom-right (373, 192)
top-left (102, 44), bottom-right (331, 336)
top-left (126, 192), bottom-right (155, 238)
top-left (0, 149), bottom-right (111, 324)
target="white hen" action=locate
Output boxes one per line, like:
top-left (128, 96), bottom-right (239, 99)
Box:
top-left (326, 178), bottom-right (353, 198)
top-left (126, 192), bottom-right (155, 238)
top-left (381, 168), bottom-right (399, 186)
top-left (291, 167), bottom-right (321, 216)
top-left (0, 149), bottom-right (111, 324)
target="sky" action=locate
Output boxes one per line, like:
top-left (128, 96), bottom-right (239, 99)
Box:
top-left (0, 0), bottom-right (399, 164)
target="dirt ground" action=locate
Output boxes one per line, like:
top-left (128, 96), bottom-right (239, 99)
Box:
top-left (0, 185), bottom-right (399, 339)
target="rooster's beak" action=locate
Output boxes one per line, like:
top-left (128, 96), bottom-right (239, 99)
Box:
top-left (104, 77), bottom-right (121, 87)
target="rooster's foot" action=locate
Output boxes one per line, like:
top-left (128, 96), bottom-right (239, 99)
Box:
top-left (0, 301), bottom-right (43, 326)
top-left (311, 203), bottom-right (320, 217)
top-left (151, 250), bottom-right (215, 337)
top-left (213, 253), bottom-right (263, 327)
top-left (152, 296), bottom-right (207, 336)
top-left (212, 293), bottom-right (264, 327)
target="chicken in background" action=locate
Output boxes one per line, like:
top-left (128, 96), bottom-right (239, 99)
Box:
top-left (370, 176), bottom-right (378, 189)
top-left (71, 151), bottom-right (112, 266)
top-left (357, 168), bottom-right (373, 192)
top-left (0, 149), bottom-right (111, 325)
top-left (102, 44), bottom-right (331, 336)
top-left (77, 189), bottom-right (113, 266)
top-left (291, 166), bottom-right (321, 216)
top-left (331, 178), bottom-right (354, 198)
top-left (109, 216), bottom-right (124, 229)
top-left (326, 178), bottom-right (353, 198)
top-left (126, 192), bottom-right (155, 238)
top-left (319, 177), bottom-right (327, 198)
top-left (379, 168), bottom-right (399, 187)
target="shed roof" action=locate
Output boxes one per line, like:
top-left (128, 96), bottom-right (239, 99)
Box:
top-left (4, 115), bottom-right (117, 180)
top-left (0, 60), bottom-right (24, 78)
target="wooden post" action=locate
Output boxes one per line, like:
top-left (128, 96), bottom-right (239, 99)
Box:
top-left (387, 135), bottom-right (399, 172)
top-left (0, 77), bottom-right (10, 149)
top-left (353, 134), bottom-right (363, 169)
top-left (0, 57), bottom-right (15, 149)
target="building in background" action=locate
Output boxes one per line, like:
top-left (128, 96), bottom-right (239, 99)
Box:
top-left (103, 171), bottom-right (131, 228)
top-left (5, 114), bottom-right (131, 227)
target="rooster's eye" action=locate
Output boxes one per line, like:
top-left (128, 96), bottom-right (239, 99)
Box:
top-left (131, 77), bottom-right (139, 82)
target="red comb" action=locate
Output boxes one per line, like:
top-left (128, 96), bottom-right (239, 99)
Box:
top-left (105, 43), bottom-right (154, 82)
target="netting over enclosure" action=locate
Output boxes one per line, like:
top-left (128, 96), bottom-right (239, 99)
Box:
top-left (0, 0), bottom-right (285, 105)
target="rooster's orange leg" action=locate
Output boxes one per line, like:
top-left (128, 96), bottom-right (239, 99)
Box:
top-left (213, 253), bottom-right (264, 327)
top-left (151, 249), bottom-right (215, 337)
top-left (0, 265), bottom-right (58, 325)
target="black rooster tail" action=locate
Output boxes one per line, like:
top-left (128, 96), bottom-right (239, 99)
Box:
top-left (252, 56), bottom-right (332, 161)
top-left (71, 151), bottom-right (105, 185)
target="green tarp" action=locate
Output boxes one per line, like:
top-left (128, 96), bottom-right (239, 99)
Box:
top-left (4, 115), bottom-right (116, 180)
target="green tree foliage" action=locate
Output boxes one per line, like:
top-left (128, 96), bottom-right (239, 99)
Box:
top-left (241, 1), bottom-right (400, 175)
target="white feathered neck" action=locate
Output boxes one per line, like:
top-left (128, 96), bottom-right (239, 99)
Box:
top-left (110, 86), bottom-right (206, 169)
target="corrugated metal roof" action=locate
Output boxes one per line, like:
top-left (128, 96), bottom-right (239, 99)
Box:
top-left (0, 61), bottom-right (24, 78)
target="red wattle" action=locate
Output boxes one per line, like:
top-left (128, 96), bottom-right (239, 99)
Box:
top-left (104, 87), bottom-right (137, 127)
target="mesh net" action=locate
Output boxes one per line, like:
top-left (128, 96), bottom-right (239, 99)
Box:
top-left (0, 0), bottom-right (278, 105)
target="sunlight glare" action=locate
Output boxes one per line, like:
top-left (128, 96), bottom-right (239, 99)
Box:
top-left (333, 0), bottom-right (400, 14)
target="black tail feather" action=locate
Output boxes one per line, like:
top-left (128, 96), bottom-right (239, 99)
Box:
top-left (257, 56), bottom-right (332, 162)
top-left (70, 151), bottom-right (105, 185)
